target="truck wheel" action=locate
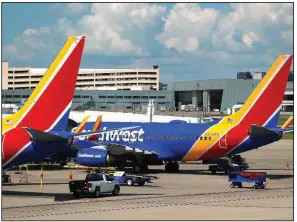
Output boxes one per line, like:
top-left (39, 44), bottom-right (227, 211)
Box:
top-left (94, 187), bottom-right (100, 198)
top-left (112, 186), bottom-right (120, 196)
top-left (127, 179), bottom-right (134, 186)
top-left (230, 183), bottom-right (235, 188)
top-left (238, 182), bottom-right (242, 188)
top-left (73, 192), bottom-right (80, 198)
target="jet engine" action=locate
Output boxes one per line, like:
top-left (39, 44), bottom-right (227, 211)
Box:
top-left (76, 148), bottom-right (118, 167)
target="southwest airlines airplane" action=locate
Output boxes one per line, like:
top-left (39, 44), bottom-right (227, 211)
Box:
top-left (1, 36), bottom-right (135, 170)
top-left (70, 55), bottom-right (293, 173)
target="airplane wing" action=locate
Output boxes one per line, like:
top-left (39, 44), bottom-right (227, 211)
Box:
top-left (281, 116), bottom-right (293, 129)
top-left (282, 127), bottom-right (293, 134)
top-left (97, 141), bottom-right (158, 156)
top-left (72, 114), bottom-right (174, 160)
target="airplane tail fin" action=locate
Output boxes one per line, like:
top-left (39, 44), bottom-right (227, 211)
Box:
top-left (281, 116), bottom-right (293, 129)
top-left (73, 115), bottom-right (91, 142)
top-left (74, 115), bottom-right (91, 133)
top-left (3, 36), bottom-right (86, 133)
top-left (229, 55), bottom-right (293, 128)
top-left (88, 115), bottom-right (102, 141)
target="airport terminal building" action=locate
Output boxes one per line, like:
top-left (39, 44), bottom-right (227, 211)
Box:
top-left (1, 62), bottom-right (293, 113)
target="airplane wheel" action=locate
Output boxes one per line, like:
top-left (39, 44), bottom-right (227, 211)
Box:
top-left (133, 165), bottom-right (142, 174)
top-left (140, 164), bottom-right (149, 173)
top-left (165, 162), bottom-right (179, 173)
top-left (165, 163), bottom-right (171, 172)
top-left (172, 162), bottom-right (179, 172)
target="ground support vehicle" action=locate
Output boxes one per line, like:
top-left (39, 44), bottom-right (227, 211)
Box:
top-left (109, 171), bottom-right (156, 186)
top-left (205, 156), bottom-right (249, 174)
top-left (69, 172), bottom-right (120, 198)
top-left (209, 163), bottom-right (248, 174)
top-left (228, 172), bottom-right (267, 189)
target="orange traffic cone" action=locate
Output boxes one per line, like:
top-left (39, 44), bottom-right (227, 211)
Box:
top-left (69, 171), bottom-right (72, 181)
top-left (8, 173), bottom-right (12, 184)
top-left (286, 161), bottom-right (289, 170)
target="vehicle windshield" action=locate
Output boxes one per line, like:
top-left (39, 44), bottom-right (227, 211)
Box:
top-left (86, 174), bottom-right (103, 181)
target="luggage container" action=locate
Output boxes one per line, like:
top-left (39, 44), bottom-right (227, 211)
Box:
top-left (228, 172), bottom-right (267, 189)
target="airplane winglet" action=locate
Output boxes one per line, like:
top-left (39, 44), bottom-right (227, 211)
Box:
top-left (74, 115), bottom-right (91, 133)
top-left (88, 115), bottom-right (103, 141)
top-left (281, 116), bottom-right (293, 129)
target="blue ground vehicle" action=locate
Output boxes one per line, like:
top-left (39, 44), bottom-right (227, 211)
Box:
top-left (228, 172), bottom-right (267, 189)
top-left (109, 171), bottom-right (154, 186)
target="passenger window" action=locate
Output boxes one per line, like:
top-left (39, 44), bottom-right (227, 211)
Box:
top-left (97, 175), bottom-right (103, 181)
top-left (200, 137), bottom-right (203, 140)
top-left (106, 175), bottom-right (113, 181)
top-left (204, 137), bottom-right (207, 140)
top-left (209, 137), bottom-right (211, 140)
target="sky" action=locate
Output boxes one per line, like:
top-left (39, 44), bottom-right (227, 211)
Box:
top-left (2, 3), bottom-right (293, 83)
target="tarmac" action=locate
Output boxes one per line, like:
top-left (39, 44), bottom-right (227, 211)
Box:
top-left (2, 140), bottom-right (293, 220)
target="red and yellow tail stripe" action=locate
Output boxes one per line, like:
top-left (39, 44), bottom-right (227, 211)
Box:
top-left (2, 36), bottom-right (86, 134)
top-left (282, 116), bottom-right (293, 129)
top-left (74, 115), bottom-right (91, 133)
top-left (183, 55), bottom-right (293, 161)
top-left (88, 115), bottom-right (102, 141)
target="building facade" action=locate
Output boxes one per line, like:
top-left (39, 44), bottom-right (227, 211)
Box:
top-left (1, 60), bottom-right (293, 113)
top-left (2, 79), bottom-right (293, 113)
top-left (2, 89), bottom-right (174, 112)
top-left (2, 62), bottom-right (159, 91)
top-left (168, 79), bottom-right (293, 112)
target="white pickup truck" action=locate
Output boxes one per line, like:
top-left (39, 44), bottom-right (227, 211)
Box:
top-left (69, 172), bottom-right (120, 198)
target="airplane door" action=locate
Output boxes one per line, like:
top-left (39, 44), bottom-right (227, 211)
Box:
top-left (219, 133), bottom-right (228, 149)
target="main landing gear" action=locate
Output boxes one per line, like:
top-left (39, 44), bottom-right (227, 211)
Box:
top-left (133, 164), bottom-right (149, 174)
top-left (165, 161), bottom-right (179, 173)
